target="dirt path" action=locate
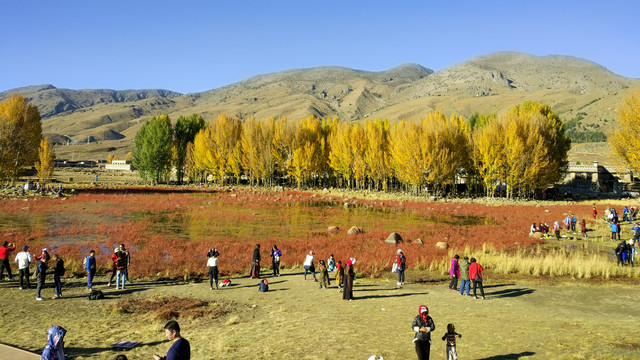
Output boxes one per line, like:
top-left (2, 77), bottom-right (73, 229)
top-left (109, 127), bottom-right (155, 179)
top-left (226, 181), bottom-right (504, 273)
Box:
top-left (0, 270), bottom-right (638, 359)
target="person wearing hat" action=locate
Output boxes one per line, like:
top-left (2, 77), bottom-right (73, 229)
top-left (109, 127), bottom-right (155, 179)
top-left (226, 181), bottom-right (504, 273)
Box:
top-left (412, 304), bottom-right (435, 360)
top-left (15, 245), bottom-right (33, 289)
top-left (396, 249), bottom-right (406, 286)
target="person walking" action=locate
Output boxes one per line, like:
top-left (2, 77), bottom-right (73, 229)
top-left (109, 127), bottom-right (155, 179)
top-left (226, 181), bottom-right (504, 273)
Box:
top-left (206, 250), bottom-right (219, 290)
top-left (250, 244), bottom-right (261, 279)
top-left (52, 254), bottom-right (64, 299)
top-left (609, 222), bottom-right (619, 241)
top-left (469, 258), bottom-right (485, 300)
top-left (0, 241), bottom-right (16, 281)
top-left (303, 251), bottom-right (316, 281)
top-left (342, 259), bottom-right (354, 301)
top-left (448, 255), bottom-right (460, 291)
top-left (412, 305), bottom-right (435, 360)
top-left (15, 245), bottom-right (32, 289)
top-left (580, 219), bottom-right (588, 239)
top-left (270, 245), bottom-right (282, 277)
top-left (615, 241), bottom-right (625, 266)
top-left (153, 320), bottom-right (191, 360)
top-left (396, 249), bottom-right (406, 286)
top-left (84, 250), bottom-right (97, 291)
top-left (458, 256), bottom-right (471, 297)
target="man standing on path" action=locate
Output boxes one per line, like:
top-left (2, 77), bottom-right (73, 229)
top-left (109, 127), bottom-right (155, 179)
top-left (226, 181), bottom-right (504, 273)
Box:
top-left (153, 320), bottom-right (190, 360)
top-left (15, 245), bottom-right (32, 289)
top-left (0, 241), bottom-right (16, 281)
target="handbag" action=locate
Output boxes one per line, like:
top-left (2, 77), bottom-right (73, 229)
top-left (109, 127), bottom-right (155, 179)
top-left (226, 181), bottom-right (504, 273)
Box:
top-left (391, 262), bottom-right (398, 273)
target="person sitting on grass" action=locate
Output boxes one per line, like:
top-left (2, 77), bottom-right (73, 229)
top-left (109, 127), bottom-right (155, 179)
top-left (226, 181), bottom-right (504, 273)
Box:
top-left (258, 278), bottom-right (269, 292)
top-left (153, 320), bottom-right (190, 360)
top-left (40, 325), bottom-right (66, 360)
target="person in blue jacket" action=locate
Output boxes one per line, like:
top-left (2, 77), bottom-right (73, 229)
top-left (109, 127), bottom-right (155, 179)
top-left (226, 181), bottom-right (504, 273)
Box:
top-left (83, 250), bottom-right (97, 290)
top-left (154, 321), bottom-right (190, 360)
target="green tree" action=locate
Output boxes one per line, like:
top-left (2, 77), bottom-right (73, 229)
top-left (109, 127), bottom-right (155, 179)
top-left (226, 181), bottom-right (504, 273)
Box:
top-left (174, 114), bottom-right (205, 184)
top-left (133, 114), bottom-right (174, 184)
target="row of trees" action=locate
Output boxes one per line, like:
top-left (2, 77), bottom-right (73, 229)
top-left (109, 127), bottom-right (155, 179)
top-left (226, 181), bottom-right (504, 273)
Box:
top-left (0, 95), bottom-right (54, 185)
top-left (134, 101), bottom-right (571, 198)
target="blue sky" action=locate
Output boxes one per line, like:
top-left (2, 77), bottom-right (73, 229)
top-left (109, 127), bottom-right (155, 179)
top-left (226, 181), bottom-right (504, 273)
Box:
top-left (1, 1), bottom-right (638, 94)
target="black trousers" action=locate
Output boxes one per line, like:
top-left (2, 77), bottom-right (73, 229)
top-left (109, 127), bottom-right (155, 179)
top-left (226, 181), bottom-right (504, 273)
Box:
top-left (0, 258), bottom-right (12, 279)
top-left (414, 339), bottom-right (430, 360)
top-left (36, 271), bottom-right (46, 298)
top-left (209, 266), bottom-right (218, 288)
top-left (19, 268), bottom-right (30, 288)
top-left (272, 260), bottom-right (280, 276)
top-left (448, 276), bottom-right (458, 289)
top-left (473, 279), bottom-right (485, 298)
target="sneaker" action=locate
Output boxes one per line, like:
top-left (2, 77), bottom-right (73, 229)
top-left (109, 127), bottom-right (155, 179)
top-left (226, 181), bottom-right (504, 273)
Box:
top-left (481, 297), bottom-right (486, 300)
top-left (52, 295), bottom-right (60, 299)
top-left (397, 282), bottom-right (402, 286)
top-left (318, 286), bottom-right (322, 289)
top-left (36, 297), bottom-right (44, 301)
top-left (107, 282), bottom-right (111, 287)
top-left (402, 282), bottom-right (405, 285)
top-left (18, 287), bottom-right (23, 290)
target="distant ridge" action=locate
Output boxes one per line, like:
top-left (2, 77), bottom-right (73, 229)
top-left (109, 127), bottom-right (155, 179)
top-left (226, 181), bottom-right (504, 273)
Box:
top-left (1, 52), bottom-right (638, 158)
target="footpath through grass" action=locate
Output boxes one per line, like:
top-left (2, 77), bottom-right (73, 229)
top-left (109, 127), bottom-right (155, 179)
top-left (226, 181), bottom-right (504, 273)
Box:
top-left (0, 269), bottom-right (639, 359)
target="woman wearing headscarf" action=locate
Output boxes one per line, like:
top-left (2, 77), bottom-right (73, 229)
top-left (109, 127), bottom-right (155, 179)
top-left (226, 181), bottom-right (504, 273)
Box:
top-left (342, 259), bottom-right (354, 300)
top-left (40, 325), bottom-right (66, 360)
top-left (250, 244), bottom-right (261, 279)
top-left (412, 305), bottom-right (435, 360)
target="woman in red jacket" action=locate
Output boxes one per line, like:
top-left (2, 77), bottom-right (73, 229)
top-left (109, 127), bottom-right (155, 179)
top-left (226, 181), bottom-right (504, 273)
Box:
top-left (469, 258), bottom-right (485, 300)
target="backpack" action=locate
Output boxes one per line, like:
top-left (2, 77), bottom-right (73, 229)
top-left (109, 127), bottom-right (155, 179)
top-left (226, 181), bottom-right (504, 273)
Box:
top-left (87, 290), bottom-right (104, 300)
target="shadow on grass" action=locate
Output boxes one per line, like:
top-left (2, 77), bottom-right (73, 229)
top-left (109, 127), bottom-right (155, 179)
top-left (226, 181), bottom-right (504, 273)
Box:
top-left (476, 351), bottom-right (535, 359)
top-left (356, 291), bottom-right (428, 300)
top-left (482, 283), bottom-right (515, 289)
top-left (67, 340), bottom-right (166, 358)
top-left (488, 288), bottom-right (536, 298)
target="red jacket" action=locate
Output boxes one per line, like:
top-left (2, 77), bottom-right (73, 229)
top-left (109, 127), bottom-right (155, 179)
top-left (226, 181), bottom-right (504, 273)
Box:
top-left (469, 262), bottom-right (483, 280)
top-left (0, 245), bottom-right (16, 259)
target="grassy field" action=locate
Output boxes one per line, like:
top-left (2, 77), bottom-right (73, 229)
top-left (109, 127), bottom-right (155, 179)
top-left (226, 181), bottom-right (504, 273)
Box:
top-left (1, 270), bottom-right (639, 359)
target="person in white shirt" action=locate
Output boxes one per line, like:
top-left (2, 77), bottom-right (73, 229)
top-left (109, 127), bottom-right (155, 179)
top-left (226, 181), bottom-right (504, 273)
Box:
top-left (303, 251), bottom-right (316, 281)
top-left (14, 245), bottom-right (33, 289)
top-left (206, 251), bottom-right (219, 290)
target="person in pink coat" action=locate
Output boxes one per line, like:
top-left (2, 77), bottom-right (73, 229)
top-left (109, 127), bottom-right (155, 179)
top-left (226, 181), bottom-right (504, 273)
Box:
top-left (448, 255), bottom-right (460, 291)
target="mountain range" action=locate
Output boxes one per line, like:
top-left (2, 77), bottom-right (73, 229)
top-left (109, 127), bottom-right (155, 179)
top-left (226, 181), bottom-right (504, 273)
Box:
top-left (1, 52), bottom-right (638, 159)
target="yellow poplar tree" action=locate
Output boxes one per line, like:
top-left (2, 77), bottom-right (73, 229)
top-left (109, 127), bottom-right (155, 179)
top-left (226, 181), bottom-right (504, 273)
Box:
top-left (328, 120), bottom-right (354, 187)
top-left (0, 94), bottom-right (42, 182)
top-left (389, 120), bottom-right (424, 193)
top-left (364, 119), bottom-right (391, 190)
top-left (36, 136), bottom-right (55, 184)
top-left (610, 90), bottom-right (640, 173)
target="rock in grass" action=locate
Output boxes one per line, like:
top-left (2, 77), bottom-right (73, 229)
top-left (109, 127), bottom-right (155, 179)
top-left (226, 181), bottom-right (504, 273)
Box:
top-left (347, 226), bottom-right (362, 235)
top-left (385, 232), bottom-right (403, 244)
top-left (328, 226), bottom-right (340, 234)
top-left (435, 241), bottom-right (448, 250)
top-left (415, 238), bottom-right (424, 245)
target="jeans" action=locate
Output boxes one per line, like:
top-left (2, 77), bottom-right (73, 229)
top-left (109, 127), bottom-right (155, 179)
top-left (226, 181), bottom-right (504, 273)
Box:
top-left (36, 271), bottom-right (46, 298)
top-left (459, 279), bottom-right (470, 295)
top-left (116, 270), bottom-right (125, 289)
top-left (473, 279), bottom-right (485, 298)
top-left (87, 270), bottom-right (96, 289)
top-left (304, 265), bottom-right (315, 279)
top-left (19, 268), bottom-right (30, 288)
top-left (398, 269), bottom-right (405, 283)
top-left (53, 274), bottom-right (62, 296)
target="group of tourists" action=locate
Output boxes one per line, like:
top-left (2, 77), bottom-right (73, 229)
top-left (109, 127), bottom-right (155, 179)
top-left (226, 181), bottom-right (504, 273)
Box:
top-left (615, 239), bottom-right (637, 266)
top-left (0, 240), bottom-right (131, 300)
top-left (448, 254), bottom-right (485, 300)
top-left (530, 216), bottom-right (588, 240)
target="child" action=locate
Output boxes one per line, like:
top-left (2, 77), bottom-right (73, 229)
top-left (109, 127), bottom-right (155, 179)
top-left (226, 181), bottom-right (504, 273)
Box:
top-left (317, 259), bottom-right (330, 289)
top-left (327, 254), bottom-right (336, 272)
top-left (442, 323), bottom-right (462, 360)
top-left (335, 261), bottom-right (344, 291)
